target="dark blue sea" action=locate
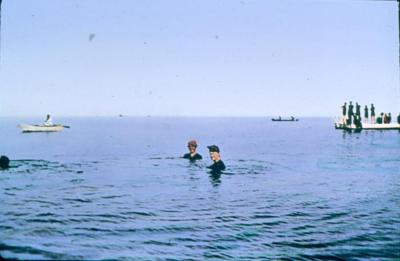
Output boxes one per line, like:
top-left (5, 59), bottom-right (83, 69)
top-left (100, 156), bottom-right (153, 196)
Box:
top-left (0, 117), bottom-right (399, 260)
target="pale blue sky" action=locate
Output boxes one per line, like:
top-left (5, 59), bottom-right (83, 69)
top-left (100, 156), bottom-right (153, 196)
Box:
top-left (0, 0), bottom-right (399, 117)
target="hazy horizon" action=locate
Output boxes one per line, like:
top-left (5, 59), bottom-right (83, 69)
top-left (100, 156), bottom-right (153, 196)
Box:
top-left (1, 115), bottom-right (341, 118)
top-left (0, 0), bottom-right (399, 117)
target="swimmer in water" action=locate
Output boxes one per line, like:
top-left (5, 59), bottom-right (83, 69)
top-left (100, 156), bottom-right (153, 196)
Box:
top-left (0, 155), bottom-right (10, 169)
top-left (183, 140), bottom-right (202, 161)
top-left (207, 145), bottom-right (225, 172)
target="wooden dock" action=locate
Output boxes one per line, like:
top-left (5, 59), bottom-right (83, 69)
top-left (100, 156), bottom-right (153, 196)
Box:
top-left (335, 122), bottom-right (400, 131)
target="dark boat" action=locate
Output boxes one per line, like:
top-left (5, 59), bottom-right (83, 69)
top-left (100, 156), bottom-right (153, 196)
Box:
top-left (271, 117), bottom-right (299, 122)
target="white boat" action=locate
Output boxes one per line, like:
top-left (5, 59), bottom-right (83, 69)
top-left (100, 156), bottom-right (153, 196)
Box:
top-left (18, 124), bottom-right (65, 133)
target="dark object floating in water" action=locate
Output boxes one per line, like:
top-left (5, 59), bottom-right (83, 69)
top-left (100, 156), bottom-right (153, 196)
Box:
top-left (272, 117), bottom-right (298, 122)
top-left (0, 155), bottom-right (10, 169)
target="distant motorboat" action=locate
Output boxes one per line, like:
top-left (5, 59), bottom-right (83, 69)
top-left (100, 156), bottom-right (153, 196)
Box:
top-left (18, 124), bottom-right (67, 133)
top-left (271, 117), bottom-right (299, 122)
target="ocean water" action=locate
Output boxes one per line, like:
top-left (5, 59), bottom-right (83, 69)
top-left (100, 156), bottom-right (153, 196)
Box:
top-left (0, 117), bottom-right (399, 260)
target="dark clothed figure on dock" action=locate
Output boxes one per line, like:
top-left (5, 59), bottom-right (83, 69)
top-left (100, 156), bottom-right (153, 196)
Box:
top-left (355, 103), bottom-right (361, 117)
top-left (183, 140), bottom-right (202, 161)
top-left (354, 115), bottom-right (362, 129)
top-left (207, 145), bottom-right (226, 173)
top-left (388, 113), bottom-right (392, 124)
top-left (0, 155), bottom-right (10, 169)
top-left (364, 105), bottom-right (369, 123)
top-left (348, 102), bottom-right (354, 125)
top-left (377, 113), bottom-right (384, 124)
top-left (371, 104), bottom-right (376, 123)
top-left (342, 102), bottom-right (347, 116)
top-left (397, 113), bottom-right (400, 124)
top-left (341, 102), bottom-right (347, 124)
top-left (384, 113), bottom-right (389, 124)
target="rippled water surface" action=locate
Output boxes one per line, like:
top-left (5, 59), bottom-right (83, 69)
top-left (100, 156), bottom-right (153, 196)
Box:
top-left (1, 117), bottom-right (399, 260)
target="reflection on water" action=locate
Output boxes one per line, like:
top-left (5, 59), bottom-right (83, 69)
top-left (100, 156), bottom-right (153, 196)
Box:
top-left (208, 172), bottom-right (222, 187)
top-left (0, 117), bottom-right (399, 260)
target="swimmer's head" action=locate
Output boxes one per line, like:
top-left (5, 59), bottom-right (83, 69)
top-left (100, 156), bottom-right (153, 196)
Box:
top-left (207, 145), bottom-right (221, 161)
top-left (207, 145), bottom-right (219, 153)
top-left (187, 140), bottom-right (198, 153)
top-left (0, 155), bottom-right (10, 169)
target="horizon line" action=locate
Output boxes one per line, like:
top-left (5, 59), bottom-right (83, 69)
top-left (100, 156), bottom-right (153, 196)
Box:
top-left (0, 115), bottom-right (341, 118)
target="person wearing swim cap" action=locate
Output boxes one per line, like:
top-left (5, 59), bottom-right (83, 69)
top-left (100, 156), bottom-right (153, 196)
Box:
top-left (207, 145), bottom-right (225, 172)
top-left (0, 155), bottom-right (10, 169)
top-left (183, 140), bottom-right (202, 161)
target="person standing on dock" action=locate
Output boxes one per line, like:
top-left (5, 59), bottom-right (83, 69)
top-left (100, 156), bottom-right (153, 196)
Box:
top-left (388, 113), bottom-right (392, 124)
top-left (371, 104), bottom-right (376, 124)
top-left (348, 102), bottom-right (354, 125)
top-left (364, 105), bottom-right (369, 124)
top-left (397, 113), bottom-right (400, 124)
top-left (355, 103), bottom-right (361, 117)
top-left (383, 113), bottom-right (388, 124)
top-left (354, 115), bottom-right (362, 129)
top-left (341, 102), bottom-right (347, 124)
top-left (377, 113), bottom-right (384, 124)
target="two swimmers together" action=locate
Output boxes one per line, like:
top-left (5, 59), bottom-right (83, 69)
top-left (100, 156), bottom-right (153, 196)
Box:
top-left (1, 140), bottom-right (226, 172)
top-left (182, 140), bottom-right (226, 172)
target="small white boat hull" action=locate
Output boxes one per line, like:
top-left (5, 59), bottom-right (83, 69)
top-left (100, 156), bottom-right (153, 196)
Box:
top-left (18, 124), bottom-right (64, 133)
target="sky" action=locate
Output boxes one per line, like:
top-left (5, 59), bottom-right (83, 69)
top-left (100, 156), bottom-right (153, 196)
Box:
top-left (0, 0), bottom-right (399, 117)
